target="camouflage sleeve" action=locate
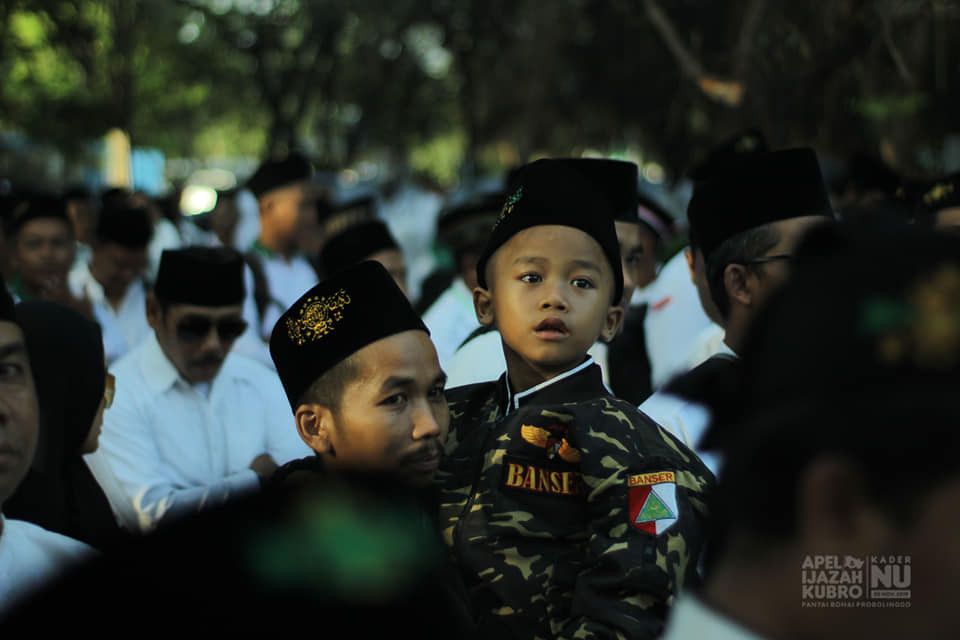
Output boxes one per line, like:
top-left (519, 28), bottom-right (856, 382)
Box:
top-left (558, 402), bottom-right (713, 640)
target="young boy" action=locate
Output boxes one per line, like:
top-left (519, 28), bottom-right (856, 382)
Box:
top-left (436, 159), bottom-right (715, 639)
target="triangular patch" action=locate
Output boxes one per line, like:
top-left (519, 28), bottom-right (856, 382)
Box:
top-left (637, 490), bottom-right (674, 523)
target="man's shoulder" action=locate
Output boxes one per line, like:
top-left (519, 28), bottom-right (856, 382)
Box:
top-left (446, 380), bottom-right (499, 409)
top-left (3, 518), bottom-right (93, 559)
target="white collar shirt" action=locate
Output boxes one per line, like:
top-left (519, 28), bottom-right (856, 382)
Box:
top-left (252, 249), bottom-right (318, 338)
top-left (84, 333), bottom-right (311, 532)
top-left (0, 516), bottom-right (92, 614)
top-left (421, 278), bottom-right (479, 372)
top-left (68, 261), bottom-right (151, 364)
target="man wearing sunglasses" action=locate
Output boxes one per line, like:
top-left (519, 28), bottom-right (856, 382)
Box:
top-left (639, 148), bottom-right (834, 472)
top-left (85, 248), bottom-right (310, 532)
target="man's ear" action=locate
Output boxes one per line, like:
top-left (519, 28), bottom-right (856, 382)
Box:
top-left (473, 286), bottom-right (495, 327)
top-left (145, 292), bottom-right (162, 330)
top-left (295, 403), bottom-right (335, 455)
top-left (797, 456), bottom-right (895, 554)
top-left (599, 304), bottom-right (625, 343)
top-left (723, 263), bottom-right (754, 310)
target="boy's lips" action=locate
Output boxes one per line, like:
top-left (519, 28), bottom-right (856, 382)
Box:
top-left (534, 318), bottom-right (570, 340)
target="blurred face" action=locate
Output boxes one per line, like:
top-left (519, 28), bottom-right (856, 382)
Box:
top-left (82, 372), bottom-right (113, 455)
top-left (261, 182), bottom-right (313, 249)
top-left (209, 198), bottom-right (239, 246)
top-left (369, 248), bottom-right (408, 297)
top-left (615, 221), bottom-right (658, 304)
top-left (66, 199), bottom-right (96, 244)
top-left (299, 331), bottom-right (449, 487)
top-left (748, 216), bottom-right (828, 309)
top-left (14, 218), bottom-right (75, 293)
top-left (476, 226), bottom-right (622, 389)
top-left (90, 243), bottom-right (148, 299)
top-left (147, 299), bottom-right (247, 384)
top-left (0, 321), bottom-right (38, 509)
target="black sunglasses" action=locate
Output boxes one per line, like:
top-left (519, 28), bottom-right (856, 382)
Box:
top-left (176, 315), bottom-right (248, 343)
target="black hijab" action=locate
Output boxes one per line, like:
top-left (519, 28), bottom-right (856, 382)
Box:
top-left (4, 301), bottom-right (121, 548)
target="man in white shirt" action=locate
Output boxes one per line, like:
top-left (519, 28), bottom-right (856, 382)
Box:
top-left (69, 205), bottom-right (153, 364)
top-left (245, 153), bottom-right (319, 338)
top-left (85, 248), bottom-right (310, 532)
top-left (0, 278), bottom-right (90, 614)
top-left (421, 192), bottom-right (500, 371)
top-left (639, 149), bottom-right (833, 474)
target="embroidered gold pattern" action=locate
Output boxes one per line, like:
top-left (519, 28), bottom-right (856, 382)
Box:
top-left (285, 289), bottom-right (352, 346)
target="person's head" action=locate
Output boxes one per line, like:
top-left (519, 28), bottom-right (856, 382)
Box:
top-left (0, 277), bottom-right (39, 511)
top-left (7, 195), bottom-right (75, 296)
top-left (15, 301), bottom-right (109, 460)
top-left (617, 193), bottom-right (676, 301)
top-left (63, 185), bottom-right (96, 245)
top-left (209, 189), bottom-right (239, 247)
top-left (147, 248), bottom-right (247, 384)
top-left (473, 159), bottom-right (625, 387)
top-left (318, 220), bottom-right (407, 295)
top-left (270, 261), bottom-right (446, 487)
top-left (90, 205), bottom-right (152, 299)
top-left (701, 227), bottom-right (960, 640)
top-left (437, 192), bottom-right (501, 292)
top-left (247, 153), bottom-right (314, 253)
top-left (687, 148), bottom-right (834, 340)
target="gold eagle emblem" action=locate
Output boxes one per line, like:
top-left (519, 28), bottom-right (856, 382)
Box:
top-left (520, 424), bottom-right (581, 463)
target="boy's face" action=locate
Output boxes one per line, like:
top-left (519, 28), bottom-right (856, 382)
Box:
top-left (474, 225), bottom-right (622, 386)
top-left (296, 330), bottom-right (449, 487)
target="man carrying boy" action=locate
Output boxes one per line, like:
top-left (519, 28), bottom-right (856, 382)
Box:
top-left (436, 159), bottom-right (714, 639)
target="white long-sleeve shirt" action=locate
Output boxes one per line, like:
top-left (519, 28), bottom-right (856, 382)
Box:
top-left (84, 333), bottom-right (311, 532)
top-left (0, 516), bottom-right (92, 614)
top-left (68, 262), bottom-right (151, 365)
top-left (249, 243), bottom-right (318, 339)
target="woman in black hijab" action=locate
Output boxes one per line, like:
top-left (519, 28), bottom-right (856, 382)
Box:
top-left (3, 300), bottom-right (122, 548)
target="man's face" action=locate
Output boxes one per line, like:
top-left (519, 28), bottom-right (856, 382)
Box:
top-left (615, 220), bottom-right (658, 305)
top-left (368, 248), bottom-right (408, 298)
top-left (148, 300), bottom-right (246, 383)
top-left (323, 331), bottom-right (449, 486)
top-left (480, 225), bottom-right (622, 380)
top-left (262, 182), bottom-right (313, 248)
top-left (14, 218), bottom-right (75, 293)
top-left (0, 321), bottom-right (39, 508)
top-left (66, 198), bottom-right (96, 244)
top-left (748, 216), bottom-right (828, 309)
top-left (91, 243), bottom-right (148, 298)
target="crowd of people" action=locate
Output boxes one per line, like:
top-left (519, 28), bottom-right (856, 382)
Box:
top-left (0, 132), bottom-right (959, 638)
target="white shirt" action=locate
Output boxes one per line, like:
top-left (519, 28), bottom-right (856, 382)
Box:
top-left (251, 246), bottom-right (318, 339)
top-left (446, 329), bottom-right (611, 389)
top-left (378, 184), bottom-right (443, 302)
top-left (686, 322), bottom-right (727, 371)
top-left (0, 516), bottom-right (92, 614)
top-left (638, 342), bottom-right (736, 476)
top-left (662, 596), bottom-right (765, 640)
top-left (68, 262), bottom-right (151, 365)
top-left (643, 249), bottom-right (715, 388)
top-left (421, 278), bottom-right (479, 372)
top-left (84, 333), bottom-right (311, 532)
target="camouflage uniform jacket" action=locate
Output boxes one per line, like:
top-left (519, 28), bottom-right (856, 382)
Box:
top-left (437, 360), bottom-right (715, 639)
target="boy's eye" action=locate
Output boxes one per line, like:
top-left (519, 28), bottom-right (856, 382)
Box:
top-left (519, 273), bottom-right (542, 284)
top-left (571, 278), bottom-right (594, 289)
top-left (382, 393), bottom-right (408, 407)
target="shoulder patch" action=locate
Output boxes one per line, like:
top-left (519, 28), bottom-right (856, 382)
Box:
top-left (628, 471), bottom-right (679, 535)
